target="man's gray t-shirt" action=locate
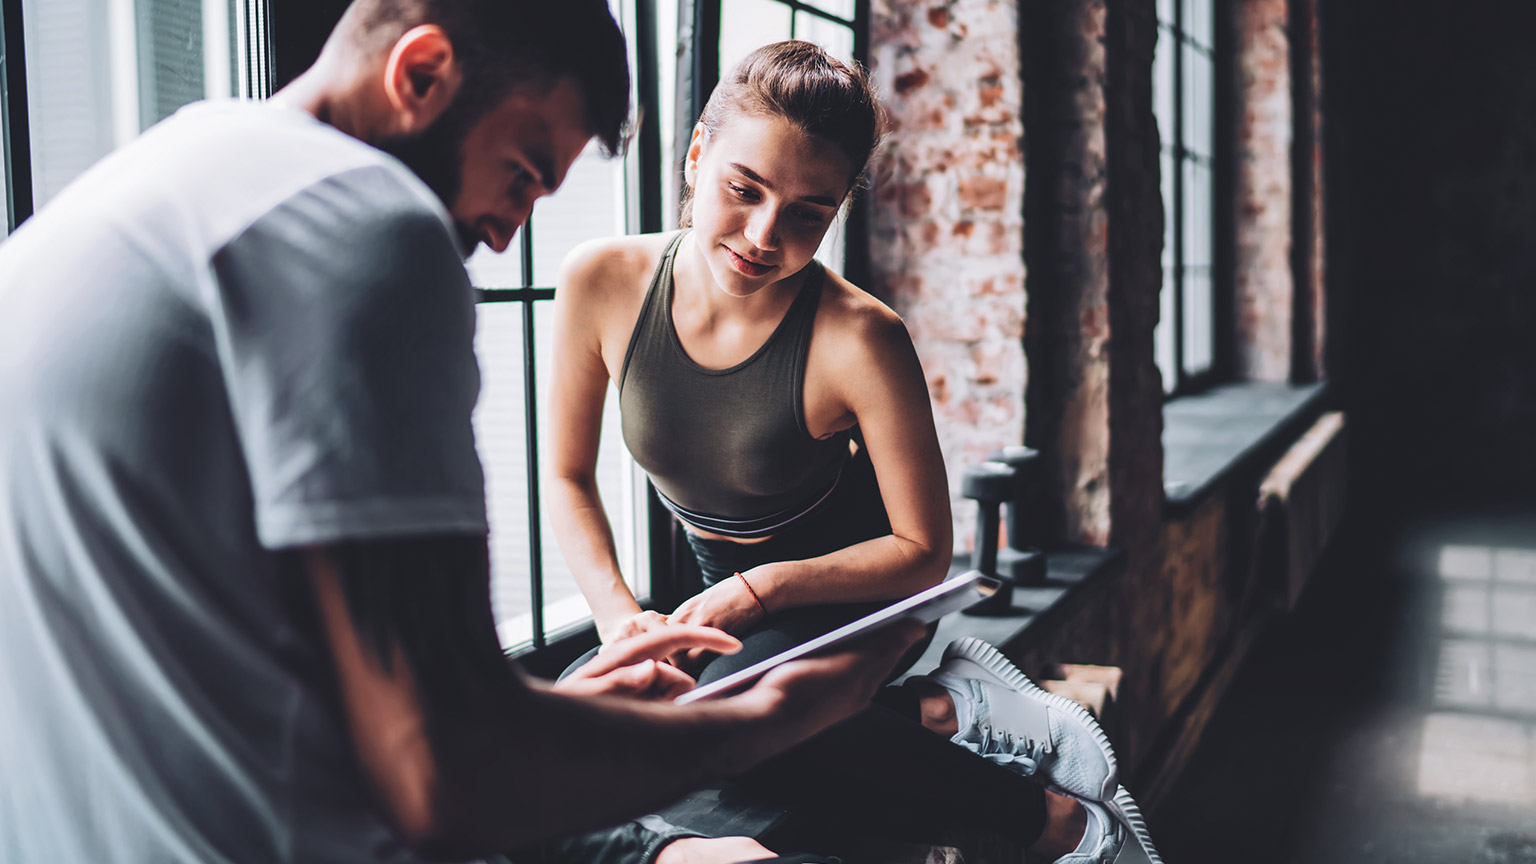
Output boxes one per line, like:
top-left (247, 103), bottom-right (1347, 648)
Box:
top-left (0, 101), bottom-right (486, 863)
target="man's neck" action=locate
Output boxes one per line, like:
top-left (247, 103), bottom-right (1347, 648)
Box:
top-left (271, 54), bottom-right (382, 144)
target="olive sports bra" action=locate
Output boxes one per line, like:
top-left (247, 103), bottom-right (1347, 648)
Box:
top-left (617, 232), bottom-right (852, 538)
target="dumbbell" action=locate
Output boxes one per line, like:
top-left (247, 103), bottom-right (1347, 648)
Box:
top-left (986, 446), bottom-right (1048, 586)
top-left (960, 460), bottom-right (1020, 616)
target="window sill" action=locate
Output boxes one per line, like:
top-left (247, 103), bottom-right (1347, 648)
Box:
top-left (897, 545), bottom-right (1125, 679)
top-left (1162, 381), bottom-right (1330, 518)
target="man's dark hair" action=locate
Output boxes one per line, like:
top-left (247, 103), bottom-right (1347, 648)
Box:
top-left (342, 0), bottom-right (631, 155)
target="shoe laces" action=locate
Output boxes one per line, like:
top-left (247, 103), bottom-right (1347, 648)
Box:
top-left (957, 722), bottom-right (1047, 775)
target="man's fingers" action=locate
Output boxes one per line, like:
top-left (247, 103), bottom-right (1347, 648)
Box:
top-left (573, 625), bottom-right (742, 679)
top-left (650, 663), bottom-right (699, 700)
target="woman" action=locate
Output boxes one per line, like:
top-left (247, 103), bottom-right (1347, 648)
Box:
top-left (547, 41), bottom-right (1158, 864)
top-left (549, 39), bottom-right (950, 681)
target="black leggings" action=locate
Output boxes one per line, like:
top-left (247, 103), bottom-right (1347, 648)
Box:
top-left (543, 454), bottom-right (1048, 860)
top-left (549, 602), bottom-right (1048, 860)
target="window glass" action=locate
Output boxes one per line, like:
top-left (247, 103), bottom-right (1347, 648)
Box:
top-left (531, 141), bottom-right (626, 286)
top-left (466, 238), bottom-right (526, 288)
top-left (1182, 0), bottom-right (1212, 50)
top-left (21, 0), bottom-right (235, 209)
top-left (801, 0), bottom-right (855, 21)
top-left (1184, 269), bottom-right (1213, 374)
top-left (1153, 24), bottom-right (1175, 144)
top-left (795, 9), bottom-right (855, 62)
top-left (1158, 270), bottom-right (1178, 392)
top-left (653, 0), bottom-right (682, 228)
top-left (1182, 160), bottom-right (1210, 270)
top-left (1, 142), bottom-right (9, 238)
top-left (1153, 0), bottom-right (1216, 393)
top-left (1157, 147), bottom-right (1177, 392)
top-left (1182, 126), bottom-right (1213, 380)
top-left (475, 303), bottom-right (537, 647)
top-left (1181, 41), bottom-right (1211, 160)
top-left (719, 0), bottom-right (793, 76)
top-left (471, 0), bottom-right (650, 651)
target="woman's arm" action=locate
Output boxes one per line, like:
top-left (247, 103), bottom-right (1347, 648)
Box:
top-left (547, 239), bottom-right (658, 643)
top-left (671, 295), bottom-right (952, 629)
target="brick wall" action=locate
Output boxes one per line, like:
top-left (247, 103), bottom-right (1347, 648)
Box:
top-left (865, 0), bottom-right (1327, 794)
top-left (1022, 0), bottom-right (1114, 546)
top-left (1234, 0), bottom-right (1294, 381)
top-left (869, 0), bottom-right (1028, 550)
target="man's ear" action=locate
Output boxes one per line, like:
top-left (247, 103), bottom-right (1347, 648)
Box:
top-left (683, 123), bottom-right (707, 188)
top-left (382, 25), bottom-right (461, 135)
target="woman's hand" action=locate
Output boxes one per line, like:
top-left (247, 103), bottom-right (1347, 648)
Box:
top-left (667, 574), bottom-right (767, 668)
top-left (598, 609), bottom-right (672, 647)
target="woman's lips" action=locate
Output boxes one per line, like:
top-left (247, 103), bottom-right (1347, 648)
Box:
top-left (725, 247), bottom-right (772, 277)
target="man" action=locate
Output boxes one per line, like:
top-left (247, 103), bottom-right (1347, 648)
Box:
top-left (0, 2), bottom-right (920, 861)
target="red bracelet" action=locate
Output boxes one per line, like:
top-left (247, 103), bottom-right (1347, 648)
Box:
top-left (736, 572), bottom-right (767, 616)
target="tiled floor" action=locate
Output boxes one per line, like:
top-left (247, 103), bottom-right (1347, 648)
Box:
top-left (1151, 506), bottom-right (1536, 864)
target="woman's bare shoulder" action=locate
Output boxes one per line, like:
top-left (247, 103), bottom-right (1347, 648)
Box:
top-left (815, 267), bottom-right (912, 355)
top-left (557, 232), bottom-right (681, 300)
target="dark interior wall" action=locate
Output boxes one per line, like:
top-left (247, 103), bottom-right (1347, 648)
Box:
top-left (1326, 0), bottom-right (1536, 513)
top-left (271, 1), bottom-right (349, 90)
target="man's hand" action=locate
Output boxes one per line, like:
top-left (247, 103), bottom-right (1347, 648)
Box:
top-left (554, 626), bottom-right (742, 700)
top-left (711, 620), bottom-right (927, 770)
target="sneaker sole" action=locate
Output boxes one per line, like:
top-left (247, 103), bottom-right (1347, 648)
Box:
top-left (944, 637), bottom-right (1119, 801)
top-left (1108, 786), bottom-right (1164, 864)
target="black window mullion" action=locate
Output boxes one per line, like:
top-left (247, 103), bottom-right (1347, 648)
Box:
top-left (780, 0), bottom-right (855, 27)
top-left (1, 0), bottom-right (34, 231)
top-left (517, 223), bottom-right (546, 649)
top-left (1172, 7), bottom-right (1187, 394)
top-left (844, 0), bottom-right (872, 291)
top-left (634, 0), bottom-right (663, 235)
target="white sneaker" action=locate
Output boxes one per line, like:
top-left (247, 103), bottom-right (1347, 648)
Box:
top-left (1054, 798), bottom-right (1125, 864)
top-left (925, 638), bottom-right (1118, 801)
top-left (1105, 786), bottom-right (1164, 864)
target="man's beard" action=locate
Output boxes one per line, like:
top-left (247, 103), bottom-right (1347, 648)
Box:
top-left (375, 97), bottom-right (483, 257)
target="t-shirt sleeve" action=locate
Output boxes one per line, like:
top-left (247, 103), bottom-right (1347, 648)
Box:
top-left (208, 164), bottom-right (487, 550)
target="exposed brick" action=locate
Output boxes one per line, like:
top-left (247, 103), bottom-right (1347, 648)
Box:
top-left (871, 0), bottom-right (1027, 548)
top-left (958, 176), bottom-right (1009, 211)
top-left (898, 181), bottom-right (933, 219)
top-left (1234, 0), bottom-right (1294, 381)
top-left (894, 66), bottom-right (931, 95)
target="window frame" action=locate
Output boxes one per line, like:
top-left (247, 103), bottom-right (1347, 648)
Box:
top-left (2, 0), bottom-right (34, 232)
top-left (1155, 0), bottom-right (1232, 398)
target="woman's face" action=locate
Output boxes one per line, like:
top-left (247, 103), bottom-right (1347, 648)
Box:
top-left (685, 112), bottom-right (853, 297)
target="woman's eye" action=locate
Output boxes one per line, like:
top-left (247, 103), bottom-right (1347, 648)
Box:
top-left (727, 183), bottom-right (757, 201)
top-left (793, 209), bottom-right (825, 225)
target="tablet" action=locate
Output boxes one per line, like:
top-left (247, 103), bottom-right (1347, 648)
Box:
top-left (673, 570), bottom-right (1001, 705)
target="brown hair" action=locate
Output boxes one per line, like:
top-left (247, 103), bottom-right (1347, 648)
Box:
top-left (683, 40), bottom-right (885, 226)
top-left (338, 0), bottom-right (630, 155)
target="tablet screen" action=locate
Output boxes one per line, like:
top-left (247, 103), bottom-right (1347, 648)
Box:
top-left (674, 571), bottom-right (1000, 705)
